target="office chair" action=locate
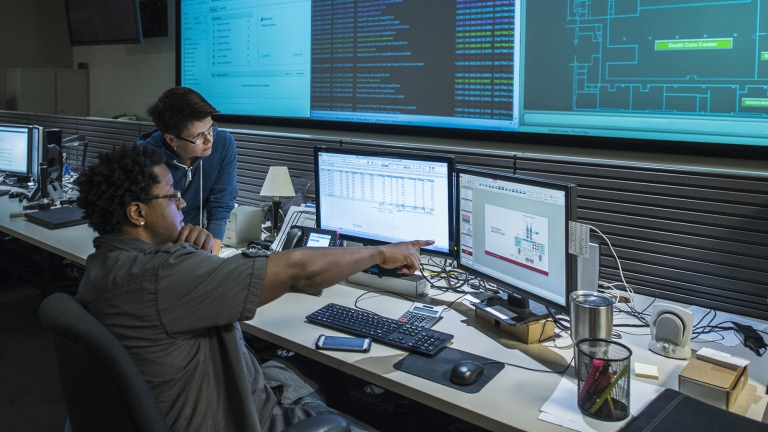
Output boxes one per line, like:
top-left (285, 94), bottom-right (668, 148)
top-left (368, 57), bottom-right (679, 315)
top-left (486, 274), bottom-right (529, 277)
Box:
top-left (39, 293), bottom-right (350, 432)
top-left (39, 293), bottom-right (171, 432)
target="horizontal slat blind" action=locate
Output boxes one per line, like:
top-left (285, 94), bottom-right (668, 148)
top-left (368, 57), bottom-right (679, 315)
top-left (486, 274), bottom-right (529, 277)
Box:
top-left (2, 111), bottom-right (767, 320)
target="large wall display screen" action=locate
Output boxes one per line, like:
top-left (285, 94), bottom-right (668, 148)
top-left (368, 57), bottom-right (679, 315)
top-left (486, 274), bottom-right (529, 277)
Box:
top-left (179, 0), bottom-right (768, 147)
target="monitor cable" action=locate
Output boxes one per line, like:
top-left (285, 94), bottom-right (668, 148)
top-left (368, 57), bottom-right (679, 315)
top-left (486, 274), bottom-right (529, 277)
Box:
top-left (582, 224), bottom-right (635, 303)
top-left (481, 356), bottom-right (574, 375)
top-left (418, 258), bottom-right (468, 292)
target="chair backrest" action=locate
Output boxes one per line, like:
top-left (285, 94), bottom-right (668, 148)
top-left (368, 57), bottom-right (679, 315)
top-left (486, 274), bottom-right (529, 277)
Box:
top-left (39, 293), bottom-right (171, 432)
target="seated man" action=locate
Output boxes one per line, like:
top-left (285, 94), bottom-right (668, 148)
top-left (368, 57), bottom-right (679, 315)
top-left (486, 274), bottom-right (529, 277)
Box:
top-left (74, 145), bottom-right (431, 431)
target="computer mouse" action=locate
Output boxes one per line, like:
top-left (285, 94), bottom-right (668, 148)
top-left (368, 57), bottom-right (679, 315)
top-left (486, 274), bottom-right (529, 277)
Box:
top-left (450, 360), bottom-right (485, 386)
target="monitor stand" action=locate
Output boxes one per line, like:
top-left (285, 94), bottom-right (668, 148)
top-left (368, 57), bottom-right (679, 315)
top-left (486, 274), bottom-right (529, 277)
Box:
top-left (2, 174), bottom-right (32, 188)
top-left (482, 292), bottom-right (549, 325)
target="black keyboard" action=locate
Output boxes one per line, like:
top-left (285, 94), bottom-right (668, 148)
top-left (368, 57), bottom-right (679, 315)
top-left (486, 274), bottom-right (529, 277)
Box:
top-left (306, 303), bottom-right (453, 356)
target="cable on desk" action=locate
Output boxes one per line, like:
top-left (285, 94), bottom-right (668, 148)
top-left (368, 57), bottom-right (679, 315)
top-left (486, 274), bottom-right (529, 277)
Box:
top-left (481, 356), bottom-right (574, 374)
top-left (445, 293), bottom-right (468, 311)
top-left (614, 329), bottom-right (651, 337)
top-left (690, 310), bottom-right (719, 339)
top-left (463, 275), bottom-right (501, 295)
top-left (62, 174), bottom-right (79, 194)
top-left (692, 319), bottom-right (740, 340)
top-left (547, 307), bottom-right (570, 332)
top-left (353, 290), bottom-right (417, 315)
top-left (583, 224), bottom-right (634, 302)
top-left (613, 300), bottom-right (654, 327)
top-left (418, 258), bottom-right (469, 292)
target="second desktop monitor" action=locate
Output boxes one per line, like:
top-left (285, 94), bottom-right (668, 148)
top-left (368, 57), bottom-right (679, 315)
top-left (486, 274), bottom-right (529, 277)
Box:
top-left (456, 167), bottom-right (578, 313)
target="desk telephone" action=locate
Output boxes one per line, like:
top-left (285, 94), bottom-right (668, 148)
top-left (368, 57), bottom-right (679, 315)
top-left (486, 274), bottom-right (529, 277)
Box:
top-left (282, 226), bottom-right (340, 251)
top-left (280, 225), bottom-right (407, 278)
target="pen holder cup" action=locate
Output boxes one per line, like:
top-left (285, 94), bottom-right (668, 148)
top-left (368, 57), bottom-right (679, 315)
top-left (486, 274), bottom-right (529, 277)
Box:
top-left (576, 338), bottom-right (632, 421)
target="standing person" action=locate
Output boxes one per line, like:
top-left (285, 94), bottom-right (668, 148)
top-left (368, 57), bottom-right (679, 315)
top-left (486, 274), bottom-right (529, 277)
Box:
top-left (137, 86), bottom-right (238, 255)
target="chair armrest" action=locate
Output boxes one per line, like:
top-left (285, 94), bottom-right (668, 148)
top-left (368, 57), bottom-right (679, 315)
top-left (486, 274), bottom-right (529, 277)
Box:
top-left (282, 414), bottom-right (351, 432)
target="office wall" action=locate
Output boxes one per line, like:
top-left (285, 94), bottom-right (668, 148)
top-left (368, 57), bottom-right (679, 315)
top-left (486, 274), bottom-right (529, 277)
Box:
top-left (2, 110), bottom-right (767, 321)
top-left (0, 1), bottom-right (73, 110)
top-left (71, 2), bottom-right (176, 119)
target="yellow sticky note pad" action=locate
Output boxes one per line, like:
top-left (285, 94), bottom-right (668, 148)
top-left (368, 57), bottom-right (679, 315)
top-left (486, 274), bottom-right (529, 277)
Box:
top-left (634, 362), bottom-right (659, 380)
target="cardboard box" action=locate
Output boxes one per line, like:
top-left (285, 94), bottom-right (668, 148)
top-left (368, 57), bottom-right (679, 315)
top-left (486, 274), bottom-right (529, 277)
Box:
top-left (678, 356), bottom-right (748, 411)
top-left (474, 306), bottom-right (555, 344)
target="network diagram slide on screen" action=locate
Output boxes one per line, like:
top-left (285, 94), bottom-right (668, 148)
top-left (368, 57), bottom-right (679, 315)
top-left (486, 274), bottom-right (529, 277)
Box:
top-left (522, 0), bottom-right (768, 141)
top-left (484, 204), bottom-right (549, 276)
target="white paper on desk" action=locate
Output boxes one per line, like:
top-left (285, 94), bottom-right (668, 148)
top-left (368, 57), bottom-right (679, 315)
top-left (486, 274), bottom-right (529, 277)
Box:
top-left (219, 247), bottom-right (241, 258)
top-left (272, 205), bottom-right (316, 251)
top-left (538, 376), bottom-right (664, 432)
top-left (688, 306), bottom-right (768, 347)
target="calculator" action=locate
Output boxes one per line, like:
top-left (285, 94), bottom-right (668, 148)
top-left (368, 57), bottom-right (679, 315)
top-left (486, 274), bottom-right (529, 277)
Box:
top-left (397, 303), bottom-right (447, 328)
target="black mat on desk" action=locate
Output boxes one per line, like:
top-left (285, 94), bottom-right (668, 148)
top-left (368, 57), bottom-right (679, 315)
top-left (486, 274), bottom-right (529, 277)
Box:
top-left (622, 388), bottom-right (768, 432)
top-left (24, 206), bottom-right (87, 230)
top-left (393, 347), bottom-right (504, 394)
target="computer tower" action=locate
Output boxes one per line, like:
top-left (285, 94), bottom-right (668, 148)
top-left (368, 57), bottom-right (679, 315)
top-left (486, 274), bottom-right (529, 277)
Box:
top-left (577, 240), bottom-right (601, 292)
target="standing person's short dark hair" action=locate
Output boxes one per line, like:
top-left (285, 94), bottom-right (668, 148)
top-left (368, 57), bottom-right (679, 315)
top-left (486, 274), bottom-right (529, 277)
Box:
top-left (146, 87), bottom-right (218, 137)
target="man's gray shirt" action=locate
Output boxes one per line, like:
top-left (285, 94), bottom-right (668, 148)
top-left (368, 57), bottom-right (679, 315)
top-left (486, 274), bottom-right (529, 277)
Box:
top-left (76, 234), bottom-right (315, 431)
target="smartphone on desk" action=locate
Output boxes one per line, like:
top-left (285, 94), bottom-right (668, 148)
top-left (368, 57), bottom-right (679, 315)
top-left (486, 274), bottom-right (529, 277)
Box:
top-left (315, 335), bottom-right (372, 352)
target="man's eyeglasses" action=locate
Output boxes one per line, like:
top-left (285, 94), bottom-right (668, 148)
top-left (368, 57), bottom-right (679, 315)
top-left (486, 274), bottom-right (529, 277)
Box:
top-left (147, 191), bottom-right (182, 203)
top-left (173, 122), bottom-right (218, 146)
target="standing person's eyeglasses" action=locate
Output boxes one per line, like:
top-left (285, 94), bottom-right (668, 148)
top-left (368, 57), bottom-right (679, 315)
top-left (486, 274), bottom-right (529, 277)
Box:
top-left (173, 123), bottom-right (218, 146)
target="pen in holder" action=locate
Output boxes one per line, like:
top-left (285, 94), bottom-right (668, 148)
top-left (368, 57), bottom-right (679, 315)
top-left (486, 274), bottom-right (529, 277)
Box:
top-left (576, 338), bottom-right (632, 421)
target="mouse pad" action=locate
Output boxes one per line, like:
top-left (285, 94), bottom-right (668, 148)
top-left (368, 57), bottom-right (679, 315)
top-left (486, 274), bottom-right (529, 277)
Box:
top-left (393, 347), bottom-right (504, 394)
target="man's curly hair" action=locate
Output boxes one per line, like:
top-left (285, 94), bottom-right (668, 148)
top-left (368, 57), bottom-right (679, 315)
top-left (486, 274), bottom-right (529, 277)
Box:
top-left (76, 145), bottom-right (166, 236)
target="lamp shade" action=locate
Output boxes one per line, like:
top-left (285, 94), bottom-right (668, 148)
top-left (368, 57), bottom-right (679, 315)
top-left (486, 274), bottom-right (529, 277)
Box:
top-left (260, 166), bottom-right (296, 197)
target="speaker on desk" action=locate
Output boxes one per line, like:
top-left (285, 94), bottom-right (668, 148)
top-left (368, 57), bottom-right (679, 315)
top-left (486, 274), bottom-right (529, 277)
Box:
top-left (648, 304), bottom-right (693, 360)
top-left (577, 240), bottom-right (601, 292)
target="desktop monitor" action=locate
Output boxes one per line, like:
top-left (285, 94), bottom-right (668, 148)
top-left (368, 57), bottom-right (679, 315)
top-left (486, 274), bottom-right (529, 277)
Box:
top-left (0, 124), bottom-right (38, 180)
top-left (456, 167), bottom-right (578, 316)
top-left (314, 146), bottom-right (455, 258)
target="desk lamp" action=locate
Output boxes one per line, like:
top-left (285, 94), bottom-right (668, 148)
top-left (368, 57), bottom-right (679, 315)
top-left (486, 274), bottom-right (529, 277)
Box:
top-left (259, 166), bottom-right (295, 241)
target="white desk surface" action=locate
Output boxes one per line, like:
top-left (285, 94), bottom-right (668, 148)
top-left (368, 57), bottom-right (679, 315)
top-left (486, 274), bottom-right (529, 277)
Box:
top-left (0, 195), bottom-right (95, 265)
top-left (3, 193), bottom-right (766, 430)
top-left (242, 283), bottom-right (768, 432)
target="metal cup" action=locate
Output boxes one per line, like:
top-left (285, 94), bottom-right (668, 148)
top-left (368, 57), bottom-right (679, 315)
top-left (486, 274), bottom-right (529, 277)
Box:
top-left (570, 291), bottom-right (615, 343)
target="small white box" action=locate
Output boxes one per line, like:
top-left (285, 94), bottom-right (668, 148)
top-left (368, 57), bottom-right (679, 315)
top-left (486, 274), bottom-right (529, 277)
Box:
top-left (223, 206), bottom-right (262, 248)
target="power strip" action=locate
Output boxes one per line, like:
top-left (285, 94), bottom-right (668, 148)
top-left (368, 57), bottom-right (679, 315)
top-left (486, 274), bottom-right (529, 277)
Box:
top-left (347, 272), bottom-right (428, 297)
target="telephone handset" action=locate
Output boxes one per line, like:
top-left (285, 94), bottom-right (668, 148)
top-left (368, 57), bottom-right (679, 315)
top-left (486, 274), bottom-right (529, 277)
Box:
top-left (281, 226), bottom-right (340, 251)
